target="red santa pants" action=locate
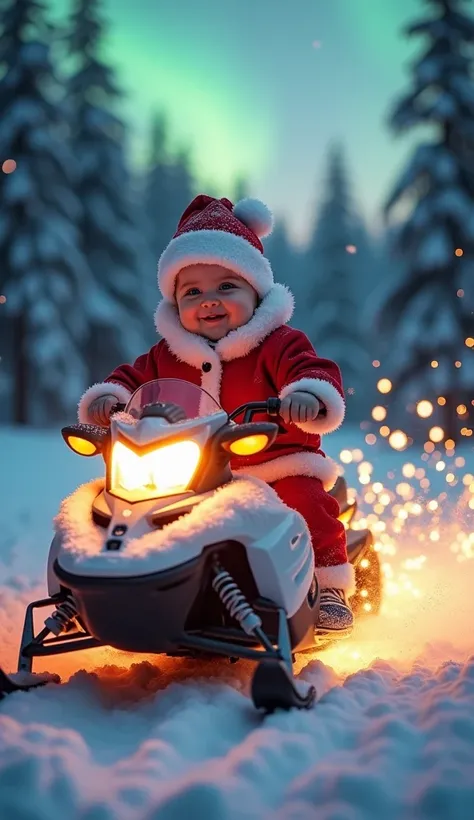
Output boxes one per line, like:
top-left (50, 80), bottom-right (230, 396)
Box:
top-left (269, 475), bottom-right (347, 568)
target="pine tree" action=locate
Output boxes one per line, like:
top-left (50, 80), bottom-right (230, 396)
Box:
top-left (67, 0), bottom-right (147, 383)
top-left (0, 0), bottom-right (88, 424)
top-left (143, 114), bottom-right (194, 262)
top-left (305, 144), bottom-right (372, 421)
top-left (380, 0), bottom-right (474, 441)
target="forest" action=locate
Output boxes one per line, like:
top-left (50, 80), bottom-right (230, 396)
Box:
top-left (0, 0), bottom-right (472, 446)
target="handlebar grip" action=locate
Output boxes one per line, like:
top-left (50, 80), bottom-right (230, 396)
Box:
top-left (267, 397), bottom-right (281, 416)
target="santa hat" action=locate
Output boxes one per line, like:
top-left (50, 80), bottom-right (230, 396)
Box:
top-left (157, 194), bottom-right (274, 302)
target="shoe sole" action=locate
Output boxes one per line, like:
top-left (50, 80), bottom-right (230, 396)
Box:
top-left (315, 625), bottom-right (354, 640)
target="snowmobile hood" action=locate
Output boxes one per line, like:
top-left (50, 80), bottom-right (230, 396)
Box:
top-left (54, 475), bottom-right (309, 582)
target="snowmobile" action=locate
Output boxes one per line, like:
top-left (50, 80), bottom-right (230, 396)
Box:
top-left (0, 379), bottom-right (381, 712)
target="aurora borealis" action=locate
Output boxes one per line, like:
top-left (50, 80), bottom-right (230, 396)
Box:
top-left (51, 0), bottom-right (426, 244)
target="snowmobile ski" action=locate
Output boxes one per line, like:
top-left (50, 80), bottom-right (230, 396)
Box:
top-left (0, 667), bottom-right (59, 700)
top-left (251, 659), bottom-right (316, 713)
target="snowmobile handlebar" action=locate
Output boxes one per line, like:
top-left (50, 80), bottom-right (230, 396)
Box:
top-left (110, 398), bottom-right (282, 425)
top-left (228, 398), bottom-right (282, 424)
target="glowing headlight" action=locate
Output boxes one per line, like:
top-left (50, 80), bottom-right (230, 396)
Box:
top-left (110, 440), bottom-right (201, 501)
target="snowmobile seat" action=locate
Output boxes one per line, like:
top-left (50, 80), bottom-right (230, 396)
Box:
top-left (329, 475), bottom-right (348, 508)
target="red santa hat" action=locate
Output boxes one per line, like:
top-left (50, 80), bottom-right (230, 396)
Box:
top-left (157, 194), bottom-right (274, 302)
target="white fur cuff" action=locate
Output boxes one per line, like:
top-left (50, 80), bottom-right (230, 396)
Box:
top-left (233, 451), bottom-right (340, 491)
top-left (315, 562), bottom-right (356, 596)
top-left (78, 382), bottom-right (132, 424)
top-left (280, 377), bottom-right (345, 434)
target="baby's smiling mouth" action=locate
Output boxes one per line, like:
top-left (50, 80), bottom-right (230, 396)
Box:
top-left (201, 313), bottom-right (227, 323)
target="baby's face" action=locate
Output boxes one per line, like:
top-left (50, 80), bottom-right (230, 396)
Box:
top-left (175, 264), bottom-right (258, 340)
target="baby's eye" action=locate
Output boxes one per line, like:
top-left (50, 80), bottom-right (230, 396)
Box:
top-left (185, 287), bottom-right (201, 296)
top-left (219, 282), bottom-right (237, 291)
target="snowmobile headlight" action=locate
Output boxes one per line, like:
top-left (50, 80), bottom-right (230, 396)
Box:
top-left (110, 440), bottom-right (201, 501)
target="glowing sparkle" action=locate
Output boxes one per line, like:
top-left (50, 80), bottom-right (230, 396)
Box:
top-left (429, 426), bottom-right (444, 443)
top-left (372, 405), bottom-right (387, 421)
top-left (416, 400), bottom-right (433, 418)
top-left (2, 159), bottom-right (16, 173)
top-left (377, 378), bottom-right (392, 394)
top-left (389, 430), bottom-right (408, 451)
top-left (454, 248), bottom-right (464, 257)
top-left (0, 295), bottom-right (6, 305)
top-left (345, 244), bottom-right (357, 254)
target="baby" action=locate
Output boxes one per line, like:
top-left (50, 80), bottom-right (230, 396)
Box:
top-left (79, 194), bottom-right (355, 636)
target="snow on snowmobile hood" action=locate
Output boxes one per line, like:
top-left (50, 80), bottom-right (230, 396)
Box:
top-left (54, 474), bottom-right (309, 578)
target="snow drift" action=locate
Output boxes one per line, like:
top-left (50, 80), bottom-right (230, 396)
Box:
top-left (0, 426), bottom-right (473, 819)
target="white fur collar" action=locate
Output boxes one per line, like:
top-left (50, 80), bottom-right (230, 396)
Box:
top-left (154, 283), bottom-right (294, 368)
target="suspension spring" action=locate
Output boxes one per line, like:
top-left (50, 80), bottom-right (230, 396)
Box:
top-left (212, 565), bottom-right (262, 635)
top-left (44, 593), bottom-right (79, 636)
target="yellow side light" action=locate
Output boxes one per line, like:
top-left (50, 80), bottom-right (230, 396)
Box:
top-left (228, 434), bottom-right (269, 456)
top-left (67, 436), bottom-right (99, 456)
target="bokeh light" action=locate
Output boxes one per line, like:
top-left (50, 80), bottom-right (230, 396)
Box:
top-left (377, 378), bottom-right (392, 394)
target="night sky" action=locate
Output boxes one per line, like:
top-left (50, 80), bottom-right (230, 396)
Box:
top-left (52, 0), bottom-right (427, 244)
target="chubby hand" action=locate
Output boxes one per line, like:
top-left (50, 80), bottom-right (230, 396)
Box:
top-left (279, 391), bottom-right (320, 424)
top-left (88, 394), bottom-right (119, 426)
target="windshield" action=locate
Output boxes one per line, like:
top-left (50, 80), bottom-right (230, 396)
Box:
top-left (125, 378), bottom-right (222, 420)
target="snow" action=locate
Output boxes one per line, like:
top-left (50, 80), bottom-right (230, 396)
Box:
top-left (1, 426), bottom-right (473, 818)
top-left (56, 474), bottom-right (290, 563)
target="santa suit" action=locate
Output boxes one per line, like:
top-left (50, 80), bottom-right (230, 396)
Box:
top-left (79, 283), bottom-right (353, 594)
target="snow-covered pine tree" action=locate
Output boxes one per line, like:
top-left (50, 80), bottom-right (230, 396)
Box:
top-left (0, 0), bottom-right (88, 424)
top-left (264, 219), bottom-right (302, 323)
top-left (380, 0), bottom-right (474, 441)
top-left (305, 144), bottom-right (372, 422)
top-left (143, 114), bottom-right (194, 263)
top-left (67, 0), bottom-right (148, 383)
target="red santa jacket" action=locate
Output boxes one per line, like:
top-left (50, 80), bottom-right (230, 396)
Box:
top-left (78, 284), bottom-right (345, 490)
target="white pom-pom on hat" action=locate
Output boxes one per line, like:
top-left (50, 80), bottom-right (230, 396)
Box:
top-left (233, 197), bottom-right (273, 239)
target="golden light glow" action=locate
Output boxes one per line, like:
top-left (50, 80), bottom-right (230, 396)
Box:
top-left (372, 405), bottom-right (387, 421)
top-left (456, 405), bottom-right (467, 415)
top-left (111, 440), bottom-right (201, 501)
top-left (2, 159), bottom-right (16, 174)
top-left (429, 426), bottom-right (444, 443)
top-left (377, 378), bottom-right (392, 394)
top-left (340, 449), bottom-right (353, 464)
top-left (389, 430), bottom-right (408, 451)
top-left (466, 337), bottom-right (474, 348)
top-left (228, 434), bottom-right (269, 456)
top-left (67, 435), bottom-right (99, 456)
top-left (431, 360), bottom-right (438, 368)
top-left (372, 360), bottom-right (381, 367)
top-left (454, 248), bottom-right (464, 257)
top-left (380, 426), bottom-right (390, 437)
top-left (437, 396), bottom-right (446, 406)
top-left (416, 400), bottom-right (433, 418)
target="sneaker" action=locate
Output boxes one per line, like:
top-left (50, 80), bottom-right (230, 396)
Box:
top-left (316, 588), bottom-right (354, 638)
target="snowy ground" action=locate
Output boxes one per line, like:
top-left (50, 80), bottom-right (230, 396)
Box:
top-left (0, 425), bottom-right (473, 819)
